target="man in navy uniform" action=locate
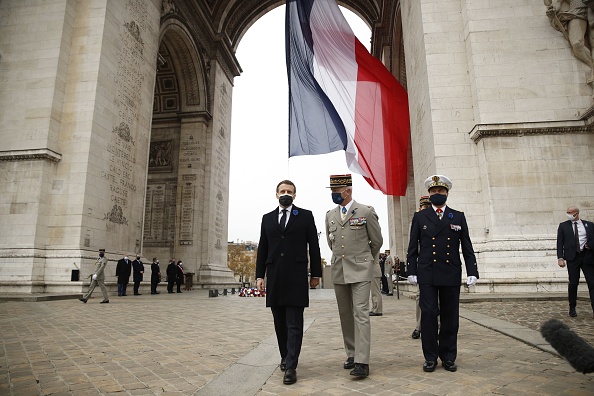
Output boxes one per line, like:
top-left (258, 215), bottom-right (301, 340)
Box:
top-left (256, 180), bottom-right (322, 385)
top-left (406, 175), bottom-right (479, 373)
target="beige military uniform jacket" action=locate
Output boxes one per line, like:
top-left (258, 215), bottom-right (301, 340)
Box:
top-left (384, 255), bottom-right (394, 277)
top-left (325, 200), bottom-right (383, 284)
top-left (93, 257), bottom-right (108, 281)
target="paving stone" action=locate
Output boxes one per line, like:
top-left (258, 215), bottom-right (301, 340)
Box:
top-left (1, 290), bottom-right (593, 395)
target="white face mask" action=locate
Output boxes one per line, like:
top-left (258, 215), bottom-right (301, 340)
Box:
top-left (567, 213), bottom-right (576, 221)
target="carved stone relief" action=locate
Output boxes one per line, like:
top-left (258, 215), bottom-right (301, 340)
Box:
top-left (545, 0), bottom-right (594, 87)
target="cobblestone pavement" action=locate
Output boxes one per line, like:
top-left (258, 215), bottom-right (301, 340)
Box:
top-left (1, 289), bottom-right (593, 395)
top-left (462, 299), bottom-right (594, 346)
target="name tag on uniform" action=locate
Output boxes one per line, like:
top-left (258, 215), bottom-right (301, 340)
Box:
top-left (450, 224), bottom-right (461, 231)
top-left (349, 217), bottom-right (367, 226)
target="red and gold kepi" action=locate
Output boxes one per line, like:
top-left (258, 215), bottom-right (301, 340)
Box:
top-left (419, 195), bottom-right (431, 208)
top-left (328, 174), bottom-right (352, 188)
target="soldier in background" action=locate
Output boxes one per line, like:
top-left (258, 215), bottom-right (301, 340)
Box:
top-left (411, 196), bottom-right (431, 339)
top-left (79, 249), bottom-right (109, 304)
top-left (384, 250), bottom-right (394, 296)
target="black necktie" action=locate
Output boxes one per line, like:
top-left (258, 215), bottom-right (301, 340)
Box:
top-left (280, 209), bottom-right (287, 231)
top-left (574, 221), bottom-right (580, 252)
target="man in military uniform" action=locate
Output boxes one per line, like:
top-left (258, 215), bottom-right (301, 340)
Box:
top-left (407, 175), bottom-right (479, 373)
top-left (411, 196), bottom-right (431, 339)
top-left (384, 250), bottom-right (394, 296)
top-left (79, 248), bottom-right (109, 303)
top-left (325, 174), bottom-right (383, 378)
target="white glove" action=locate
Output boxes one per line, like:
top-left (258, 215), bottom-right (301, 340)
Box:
top-left (92, 274), bottom-right (97, 281)
top-left (466, 276), bottom-right (477, 287)
top-left (408, 275), bottom-right (417, 285)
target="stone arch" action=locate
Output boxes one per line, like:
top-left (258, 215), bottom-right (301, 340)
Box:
top-left (216, 0), bottom-right (380, 52)
top-left (158, 19), bottom-right (208, 113)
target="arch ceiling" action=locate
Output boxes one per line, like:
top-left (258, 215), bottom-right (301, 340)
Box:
top-left (194, 0), bottom-right (398, 58)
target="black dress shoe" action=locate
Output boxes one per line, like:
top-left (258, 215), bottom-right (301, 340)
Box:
top-left (280, 358), bottom-right (286, 371)
top-left (283, 369), bottom-right (297, 385)
top-left (79, 298), bottom-right (87, 303)
top-left (350, 363), bottom-right (369, 378)
top-left (343, 357), bottom-right (355, 369)
top-left (100, 300), bottom-right (109, 304)
top-left (423, 360), bottom-right (437, 372)
top-left (122, 294), bottom-right (127, 296)
top-left (177, 291), bottom-right (182, 293)
top-left (134, 293), bottom-right (141, 295)
top-left (387, 293), bottom-right (394, 296)
top-left (442, 360), bottom-right (457, 372)
top-left (411, 329), bottom-right (421, 339)
top-left (569, 308), bottom-right (577, 317)
top-left (369, 312), bottom-right (383, 316)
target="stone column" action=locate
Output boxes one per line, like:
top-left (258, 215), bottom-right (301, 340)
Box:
top-left (196, 61), bottom-right (238, 288)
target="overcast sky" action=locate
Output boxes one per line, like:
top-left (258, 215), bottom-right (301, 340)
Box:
top-left (228, 5), bottom-right (389, 262)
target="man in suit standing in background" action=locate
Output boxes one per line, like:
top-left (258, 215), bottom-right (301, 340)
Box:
top-left (79, 249), bottom-right (109, 304)
top-left (256, 180), bottom-right (322, 386)
top-left (407, 175), bottom-right (479, 373)
top-left (116, 255), bottom-right (132, 297)
top-left (166, 259), bottom-right (177, 294)
top-left (557, 206), bottom-right (594, 317)
top-left (151, 257), bottom-right (161, 295)
top-left (326, 174), bottom-right (383, 379)
top-left (132, 255), bottom-right (144, 295)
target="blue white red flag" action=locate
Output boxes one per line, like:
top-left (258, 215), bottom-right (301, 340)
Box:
top-left (286, 0), bottom-right (410, 196)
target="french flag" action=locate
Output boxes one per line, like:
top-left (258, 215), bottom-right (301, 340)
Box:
top-left (286, 0), bottom-right (410, 196)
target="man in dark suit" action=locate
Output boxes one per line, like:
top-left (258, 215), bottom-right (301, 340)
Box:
top-left (166, 259), bottom-right (177, 294)
top-left (557, 206), bottom-right (594, 318)
top-left (150, 257), bottom-right (161, 294)
top-left (115, 255), bottom-right (132, 296)
top-left (132, 255), bottom-right (144, 295)
top-left (256, 180), bottom-right (322, 386)
top-left (407, 175), bottom-right (479, 373)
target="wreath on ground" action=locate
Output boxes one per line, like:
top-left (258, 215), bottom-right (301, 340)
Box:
top-left (238, 287), bottom-right (266, 297)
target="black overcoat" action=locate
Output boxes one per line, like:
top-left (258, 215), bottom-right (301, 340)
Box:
top-left (151, 262), bottom-right (160, 283)
top-left (255, 206), bottom-right (322, 307)
top-left (406, 206), bottom-right (479, 286)
top-left (116, 258), bottom-right (132, 284)
top-left (132, 259), bottom-right (144, 282)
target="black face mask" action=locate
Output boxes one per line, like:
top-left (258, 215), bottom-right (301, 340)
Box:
top-left (99, 253), bottom-right (104, 258)
top-left (279, 194), bottom-right (294, 207)
top-left (429, 193), bottom-right (447, 206)
top-left (331, 192), bottom-right (344, 205)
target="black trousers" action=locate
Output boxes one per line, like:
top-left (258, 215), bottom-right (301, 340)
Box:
top-left (419, 284), bottom-right (460, 363)
top-left (151, 281), bottom-right (158, 294)
top-left (133, 281), bottom-right (141, 294)
top-left (567, 250), bottom-right (594, 310)
top-left (167, 280), bottom-right (175, 293)
top-left (271, 306), bottom-right (304, 370)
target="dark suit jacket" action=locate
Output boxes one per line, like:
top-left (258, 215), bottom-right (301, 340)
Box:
top-left (151, 262), bottom-right (161, 283)
top-left (256, 205), bottom-right (322, 307)
top-left (116, 258), bottom-right (132, 284)
top-left (132, 259), bottom-right (144, 282)
top-left (407, 206), bottom-right (479, 286)
top-left (557, 219), bottom-right (594, 261)
top-left (166, 262), bottom-right (177, 281)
